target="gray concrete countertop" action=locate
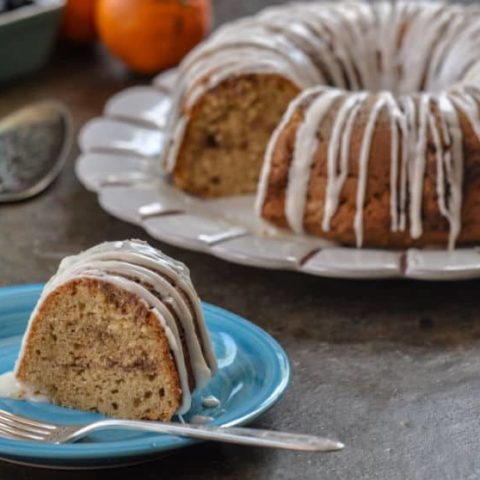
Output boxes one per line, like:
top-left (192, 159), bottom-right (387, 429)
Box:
top-left (1, 1), bottom-right (479, 478)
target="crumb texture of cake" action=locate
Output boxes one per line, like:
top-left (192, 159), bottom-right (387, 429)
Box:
top-left (165, 1), bottom-right (480, 248)
top-left (170, 74), bottom-right (300, 197)
top-left (13, 240), bottom-right (217, 421)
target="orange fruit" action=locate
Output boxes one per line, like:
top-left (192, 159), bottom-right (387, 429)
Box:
top-left (61, 0), bottom-right (98, 44)
top-left (95, 0), bottom-right (212, 74)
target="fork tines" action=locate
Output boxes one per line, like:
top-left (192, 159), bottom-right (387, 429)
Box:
top-left (0, 409), bottom-right (55, 442)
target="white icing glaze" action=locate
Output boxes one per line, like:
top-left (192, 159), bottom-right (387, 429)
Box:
top-left (409, 95), bottom-right (430, 240)
top-left (166, 0), bottom-right (480, 248)
top-left (322, 93), bottom-right (368, 231)
top-left (189, 415), bottom-right (214, 425)
top-left (286, 89), bottom-right (343, 233)
top-left (256, 87), bottom-right (327, 216)
top-left (438, 94), bottom-right (464, 249)
top-left (14, 240), bottom-right (217, 415)
top-left (201, 395), bottom-right (221, 408)
top-left (354, 95), bottom-right (387, 247)
top-left (0, 371), bottom-right (49, 403)
top-left (385, 93), bottom-right (403, 233)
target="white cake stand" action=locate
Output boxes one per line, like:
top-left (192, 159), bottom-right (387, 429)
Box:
top-left (75, 70), bottom-right (480, 280)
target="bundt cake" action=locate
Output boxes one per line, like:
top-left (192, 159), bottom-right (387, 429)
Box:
top-left (164, 0), bottom-right (480, 248)
top-left (13, 240), bottom-right (217, 421)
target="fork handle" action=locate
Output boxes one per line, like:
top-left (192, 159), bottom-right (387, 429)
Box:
top-left (70, 420), bottom-right (344, 452)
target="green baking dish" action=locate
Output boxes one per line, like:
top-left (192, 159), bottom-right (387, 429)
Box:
top-left (0, 0), bottom-right (65, 85)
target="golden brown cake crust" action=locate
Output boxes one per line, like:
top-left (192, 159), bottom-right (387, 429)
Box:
top-left (16, 278), bottom-right (182, 421)
top-left (260, 94), bottom-right (480, 248)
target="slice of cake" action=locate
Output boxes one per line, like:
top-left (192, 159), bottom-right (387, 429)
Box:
top-left (13, 240), bottom-right (217, 421)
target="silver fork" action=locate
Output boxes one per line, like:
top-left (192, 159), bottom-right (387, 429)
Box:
top-left (0, 409), bottom-right (344, 452)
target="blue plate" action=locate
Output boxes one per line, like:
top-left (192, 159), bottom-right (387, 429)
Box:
top-left (0, 284), bottom-right (290, 469)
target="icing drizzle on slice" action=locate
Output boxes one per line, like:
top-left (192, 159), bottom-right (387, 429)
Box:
top-left (16, 240), bottom-right (217, 415)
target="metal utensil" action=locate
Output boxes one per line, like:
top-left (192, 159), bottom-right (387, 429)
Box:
top-left (0, 409), bottom-right (344, 452)
top-left (0, 101), bottom-right (72, 202)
